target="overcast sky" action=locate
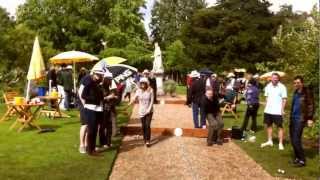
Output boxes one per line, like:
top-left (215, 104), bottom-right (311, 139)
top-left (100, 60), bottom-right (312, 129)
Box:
top-left (1, 0), bottom-right (318, 36)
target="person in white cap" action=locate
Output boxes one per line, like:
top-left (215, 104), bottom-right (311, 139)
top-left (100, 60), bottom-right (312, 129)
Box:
top-left (226, 72), bottom-right (235, 90)
top-left (78, 67), bottom-right (105, 156)
top-left (186, 70), bottom-right (200, 99)
top-left (128, 77), bottom-right (154, 147)
top-left (187, 70), bottom-right (206, 128)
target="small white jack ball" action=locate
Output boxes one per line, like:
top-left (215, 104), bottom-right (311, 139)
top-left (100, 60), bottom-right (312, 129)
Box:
top-left (174, 128), bottom-right (183, 137)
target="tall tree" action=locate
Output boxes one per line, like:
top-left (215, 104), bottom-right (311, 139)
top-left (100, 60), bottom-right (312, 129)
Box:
top-left (17, 0), bottom-right (117, 53)
top-left (17, 0), bottom-right (150, 67)
top-left (150, 0), bottom-right (206, 48)
top-left (271, 6), bottom-right (319, 89)
top-left (0, 7), bottom-right (14, 69)
top-left (181, 0), bottom-right (280, 72)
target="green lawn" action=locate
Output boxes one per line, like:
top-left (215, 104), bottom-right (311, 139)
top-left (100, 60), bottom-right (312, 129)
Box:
top-left (0, 104), bottom-right (131, 180)
top-left (176, 85), bottom-right (187, 95)
top-left (222, 103), bottom-right (319, 180)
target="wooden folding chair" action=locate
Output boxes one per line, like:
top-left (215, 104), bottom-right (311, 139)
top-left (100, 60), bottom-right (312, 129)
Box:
top-left (1, 91), bottom-right (20, 122)
top-left (221, 96), bottom-right (238, 120)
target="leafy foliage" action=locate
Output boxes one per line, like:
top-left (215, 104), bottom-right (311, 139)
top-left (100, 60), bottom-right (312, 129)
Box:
top-left (164, 40), bottom-right (192, 73)
top-left (150, 0), bottom-right (206, 48)
top-left (181, 0), bottom-right (281, 72)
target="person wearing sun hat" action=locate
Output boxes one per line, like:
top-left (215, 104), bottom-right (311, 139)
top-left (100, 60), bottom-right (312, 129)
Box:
top-left (128, 77), bottom-right (154, 147)
top-left (186, 70), bottom-right (200, 104)
top-left (187, 70), bottom-right (206, 128)
top-left (78, 67), bottom-right (105, 156)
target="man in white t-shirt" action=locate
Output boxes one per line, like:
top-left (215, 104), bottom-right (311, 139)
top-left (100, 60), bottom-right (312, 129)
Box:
top-left (261, 73), bottom-right (287, 150)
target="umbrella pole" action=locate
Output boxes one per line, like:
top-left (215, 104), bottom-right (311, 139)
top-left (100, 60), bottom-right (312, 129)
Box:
top-left (26, 80), bottom-right (31, 102)
top-left (73, 62), bottom-right (76, 93)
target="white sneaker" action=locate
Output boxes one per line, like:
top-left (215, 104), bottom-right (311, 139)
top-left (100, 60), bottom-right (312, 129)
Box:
top-left (202, 125), bottom-right (207, 129)
top-left (95, 147), bottom-right (103, 152)
top-left (261, 141), bottom-right (273, 148)
top-left (79, 146), bottom-right (86, 154)
top-left (279, 143), bottom-right (284, 150)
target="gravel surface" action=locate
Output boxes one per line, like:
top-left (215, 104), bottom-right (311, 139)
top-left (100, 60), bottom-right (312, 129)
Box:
top-left (110, 136), bottom-right (274, 180)
top-left (111, 96), bottom-right (274, 180)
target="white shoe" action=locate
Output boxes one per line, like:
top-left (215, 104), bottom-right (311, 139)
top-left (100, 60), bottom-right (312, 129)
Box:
top-left (95, 147), bottom-right (103, 152)
top-left (79, 146), bottom-right (86, 154)
top-left (202, 125), bottom-right (207, 129)
top-left (279, 143), bottom-right (284, 150)
top-left (261, 141), bottom-right (273, 148)
top-left (102, 144), bottom-right (112, 149)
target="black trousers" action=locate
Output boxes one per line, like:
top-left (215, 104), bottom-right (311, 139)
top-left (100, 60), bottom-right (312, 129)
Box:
top-left (85, 109), bottom-right (101, 153)
top-left (290, 120), bottom-right (306, 162)
top-left (241, 104), bottom-right (259, 132)
top-left (99, 110), bottom-right (113, 146)
top-left (141, 112), bottom-right (153, 142)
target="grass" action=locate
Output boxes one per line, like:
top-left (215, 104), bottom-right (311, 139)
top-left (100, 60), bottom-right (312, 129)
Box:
top-left (173, 84), bottom-right (319, 179)
top-left (222, 102), bottom-right (319, 180)
top-left (0, 103), bottom-right (132, 180)
top-left (176, 85), bottom-right (187, 95)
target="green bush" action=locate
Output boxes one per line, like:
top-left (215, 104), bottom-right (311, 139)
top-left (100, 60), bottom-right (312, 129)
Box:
top-left (164, 79), bottom-right (177, 97)
top-left (304, 110), bottom-right (320, 141)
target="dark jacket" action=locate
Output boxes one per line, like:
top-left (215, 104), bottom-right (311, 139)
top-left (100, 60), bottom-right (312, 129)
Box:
top-left (290, 87), bottom-right (315, 123)
top-left (61, 69), bottom-right (73, 91)
top-left (102, 84), bottom-right (117, 112)
top-left (187, 78), bottom-right (206, 104)
top-left (81, 75), bottom-right (103, 105)
top-left (47, 69), bottom-right (57, 87)
top-left (201, 95), bottom-right (220, 115)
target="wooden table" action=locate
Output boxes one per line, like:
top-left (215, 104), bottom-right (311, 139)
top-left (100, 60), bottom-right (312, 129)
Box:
top-left (38, 96), bottom-right (70, 119)
top-left (9, 102), bottom-right (44, 132)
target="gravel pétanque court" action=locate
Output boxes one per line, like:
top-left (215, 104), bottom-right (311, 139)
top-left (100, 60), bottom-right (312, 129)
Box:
top-left (110, 95), bottom-right (274, 180)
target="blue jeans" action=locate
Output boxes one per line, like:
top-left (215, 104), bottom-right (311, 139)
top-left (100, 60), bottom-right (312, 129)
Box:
top-left (192, 103), bottom-right (206, 128)
top-left (290, 119), bottom-right (305, 162)
top-left (64, 90), bottom-right (72, 110)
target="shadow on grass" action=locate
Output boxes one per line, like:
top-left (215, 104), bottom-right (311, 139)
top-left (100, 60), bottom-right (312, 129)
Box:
top-left (13, 124), bottom-right (61, 133)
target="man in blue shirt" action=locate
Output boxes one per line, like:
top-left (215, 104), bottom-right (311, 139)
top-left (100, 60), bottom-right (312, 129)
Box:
top-left (290, 76), bottom-right (315, 167)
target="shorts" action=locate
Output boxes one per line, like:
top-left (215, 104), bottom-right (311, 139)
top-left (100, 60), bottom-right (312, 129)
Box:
top-left (264, 113), bottom-right (283, 128)
top-left (80, 106), bottom-right (86, 125)
top-left (81, 108), bottom-right (102, 125)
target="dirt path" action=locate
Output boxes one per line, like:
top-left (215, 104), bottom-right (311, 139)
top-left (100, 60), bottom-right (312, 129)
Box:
top-left (110, 96), bottom-right (274, 180)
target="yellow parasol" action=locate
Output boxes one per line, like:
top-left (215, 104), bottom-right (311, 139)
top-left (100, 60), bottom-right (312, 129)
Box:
top-left (102, 56), bottom-right (127, 65)
top-left (91, 56), bottom-right (127, 71)
top-left (26, 36), bottom-right (46, 100)
top-left (50, 51), bottom-right (99, 91)
top-left (260, 71), bottom-right (286, 80)
top-left (27, 36), bottom-right (45, 80)
top-left (50, 51), bottom-right (98, 64)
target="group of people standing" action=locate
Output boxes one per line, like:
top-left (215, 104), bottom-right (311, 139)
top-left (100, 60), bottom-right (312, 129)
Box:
top-left (260, 74), bottom-right (315, 167)
top-left (186, 70), bottom-right (315, 167)
top-left (77, 68), bottom-right (158, 155)
top-left (78, 67), bottom-right (118, 156)
top-left (186, 71), bottom-right (225, 146)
